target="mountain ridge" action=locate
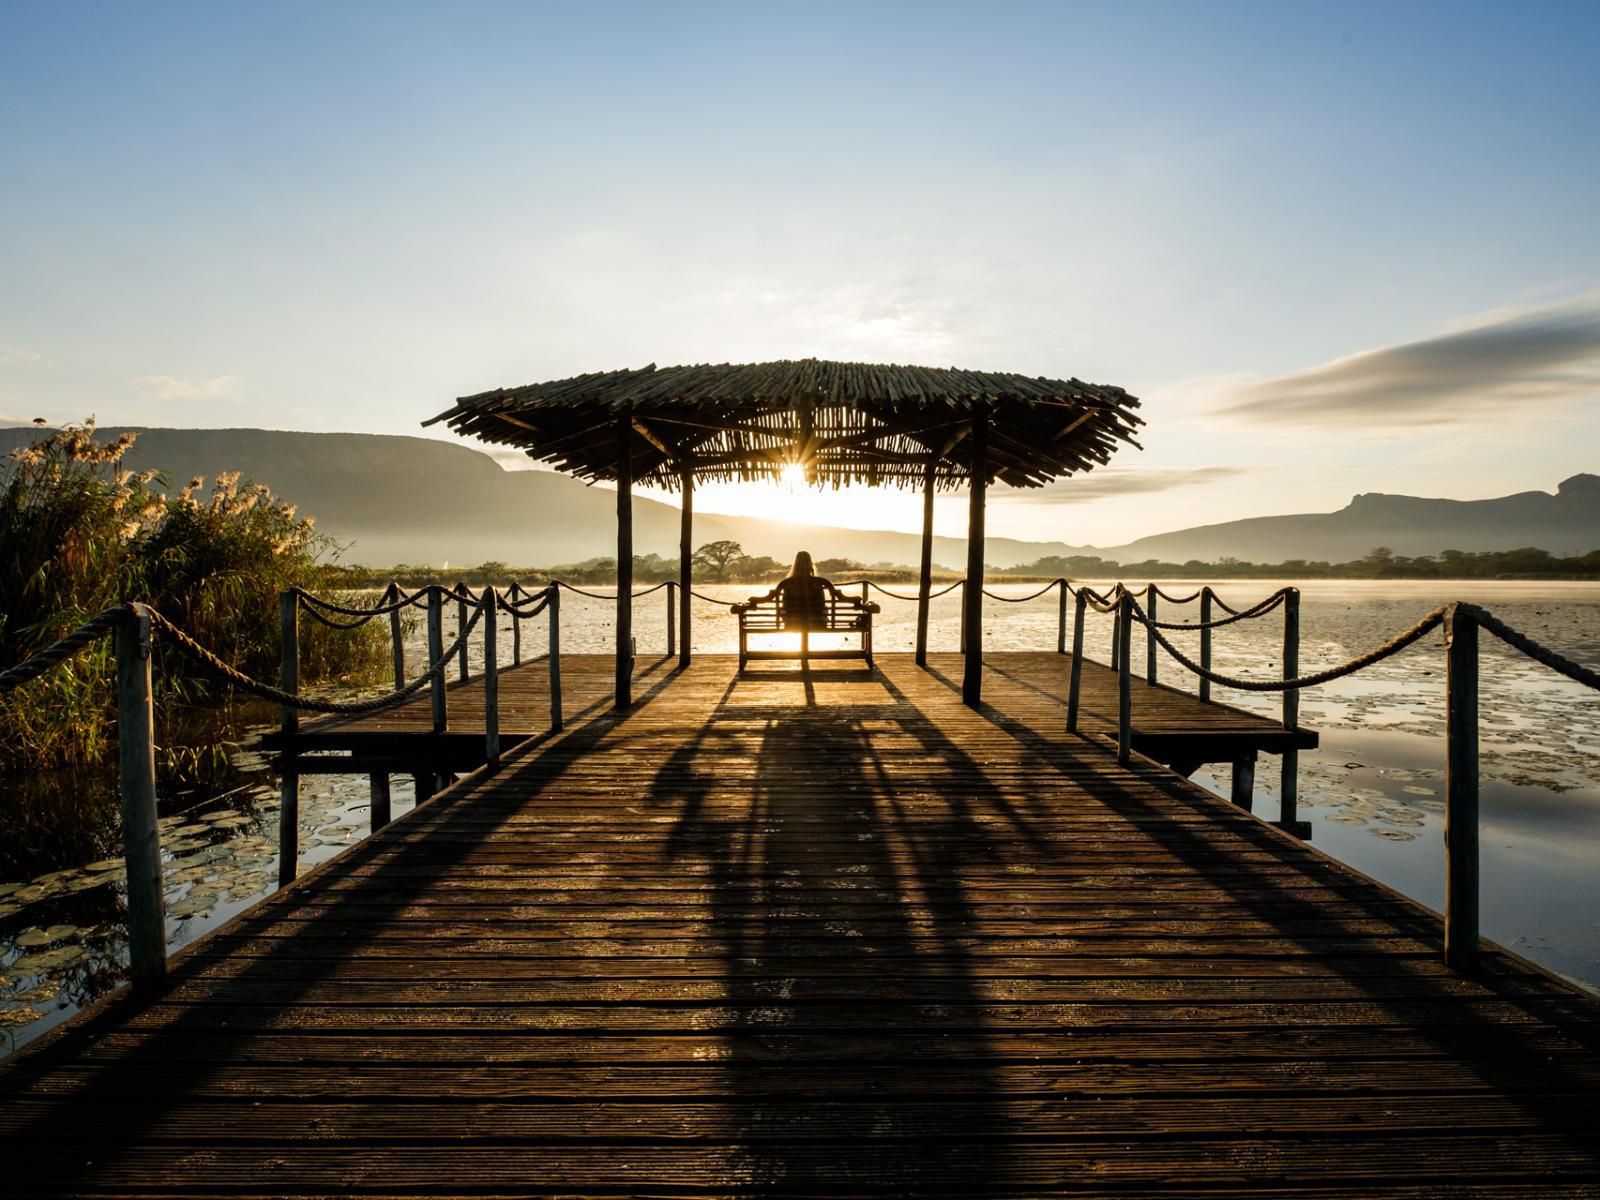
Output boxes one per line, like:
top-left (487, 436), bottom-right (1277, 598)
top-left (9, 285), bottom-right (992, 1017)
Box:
top-left (2, 425), bottom-right (1594, 566)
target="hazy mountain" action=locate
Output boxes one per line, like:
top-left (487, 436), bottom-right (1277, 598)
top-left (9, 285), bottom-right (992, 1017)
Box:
top-left (1105, 474), bottom-right (1600, 563)
top-left (5, 425), bottom-right (1593, 568)
top-left (0, 426), bottom-right (1084, 568)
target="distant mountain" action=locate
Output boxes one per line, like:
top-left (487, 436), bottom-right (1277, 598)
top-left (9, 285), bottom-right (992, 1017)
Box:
top-left (4, 425), bottom-right (1592, 568)
top-left (1103, 475), bottom-right (1600, 563)
top-left (0, 426), bottom-right (1084, 568)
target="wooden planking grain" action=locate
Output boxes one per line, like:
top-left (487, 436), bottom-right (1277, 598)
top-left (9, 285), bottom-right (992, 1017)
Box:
top-left (3, 651), bottom-right (1597, 1198)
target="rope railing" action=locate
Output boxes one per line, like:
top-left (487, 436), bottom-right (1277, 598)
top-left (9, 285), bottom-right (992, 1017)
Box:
top-left (1067, 586), bottom-right (1599, 971)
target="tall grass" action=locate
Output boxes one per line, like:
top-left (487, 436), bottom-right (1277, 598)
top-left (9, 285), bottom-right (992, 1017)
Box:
top-left (0, 420), bottom-right (388, 772)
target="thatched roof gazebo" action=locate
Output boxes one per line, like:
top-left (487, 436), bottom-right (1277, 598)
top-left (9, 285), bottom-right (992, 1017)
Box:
top-left (426, 359), bottom-right (1142, 708)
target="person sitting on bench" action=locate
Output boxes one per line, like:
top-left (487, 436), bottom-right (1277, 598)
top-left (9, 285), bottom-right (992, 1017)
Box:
top-left (770, 550), bottom-right (830, 629)
top-left (732, 552), bottom-right (877, 668)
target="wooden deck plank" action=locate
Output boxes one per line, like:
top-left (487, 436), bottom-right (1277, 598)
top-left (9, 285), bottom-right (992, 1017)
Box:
top-left (3, 653), bottom-right (1596, 1197)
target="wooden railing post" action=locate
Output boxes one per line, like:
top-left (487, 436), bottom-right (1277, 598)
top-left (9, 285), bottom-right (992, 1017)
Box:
top-left (277, 590), bottom-right (299, 888)
top-left (455, 582), bottom-right (471, 683)
top-left (547, 584), bottom-right (563, 732)
top-left (369, 773), bottom-right (391, 832)
top-left (428, 585), bottom-right (447, 734)
top-left (1116, 592), bottom-right (1134, 766)
top-left (509, 581), bottom-right (523, 666)
top-left (1109, 593), bottom-right (1122, 672)
top-left (1199, 587), bottom-right (1213, 703)
top-left (114, 605), bottom-right (166, 993)
top-left (666, 581), bottom-right (677, 659)
top-left (1145, 586), bottom-right (1159, 684)
top-left (1056, 580), bottom-right (1068, 654)
top-left (1280, 588), bottom-right (1303, 834)
top-left (1067, 590), bottom-right (1088, 732)
top-left (482, 588), bottom-right (500, 768)
top-left (958, 580), bottom-right (968, 655)
top-left (1444, 604), bottom-right (1480, 970)
top-left (387, 581), bottom-right (405, 691)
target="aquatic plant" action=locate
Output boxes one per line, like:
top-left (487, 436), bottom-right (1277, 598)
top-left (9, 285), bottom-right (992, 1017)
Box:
top-left (0, 420), bottom-right (389, 772)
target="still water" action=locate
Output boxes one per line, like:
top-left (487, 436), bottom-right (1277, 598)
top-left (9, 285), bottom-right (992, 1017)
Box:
top-left (2, 579), bottom-right (1597, 1055)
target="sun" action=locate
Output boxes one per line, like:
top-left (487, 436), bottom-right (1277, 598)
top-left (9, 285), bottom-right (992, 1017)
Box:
top-left (779, 461), bottom-right (807, 488)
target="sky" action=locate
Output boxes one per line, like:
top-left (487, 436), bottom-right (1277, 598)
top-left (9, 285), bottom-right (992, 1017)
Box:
top-left (2, 0), bottom-right (1598, 548)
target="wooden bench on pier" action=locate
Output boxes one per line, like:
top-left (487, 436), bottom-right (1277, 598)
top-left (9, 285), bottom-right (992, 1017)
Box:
top-left (732, 583), bottom-right (878, 669)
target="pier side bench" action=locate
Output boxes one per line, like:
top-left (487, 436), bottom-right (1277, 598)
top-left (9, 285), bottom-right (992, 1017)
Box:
top-left (732, 586), bottom-right (879, 670)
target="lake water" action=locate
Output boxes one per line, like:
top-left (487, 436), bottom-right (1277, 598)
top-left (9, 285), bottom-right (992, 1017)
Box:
top-left (3, 579), bottom-right (1597, 1055)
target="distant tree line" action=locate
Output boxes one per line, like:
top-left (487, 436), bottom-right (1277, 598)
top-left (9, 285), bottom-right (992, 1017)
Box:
top-left (992, 545), bottom-right (1600, 580)
top-left (327, 543), bottom-right (1600, 588)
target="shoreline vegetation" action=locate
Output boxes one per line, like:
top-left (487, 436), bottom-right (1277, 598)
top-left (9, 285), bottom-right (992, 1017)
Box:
top-left (328, 542), bottom-right (1600, 588)
top-left (0, 421), bottom-right (389, 777)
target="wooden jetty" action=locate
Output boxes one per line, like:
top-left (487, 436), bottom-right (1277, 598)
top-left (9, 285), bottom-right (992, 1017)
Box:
top-left (5, 652), bottom-right (1599, 1197)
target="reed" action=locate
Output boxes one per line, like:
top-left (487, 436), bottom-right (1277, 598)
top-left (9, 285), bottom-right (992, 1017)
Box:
top-left (0, 420), bottom-right (388, 772)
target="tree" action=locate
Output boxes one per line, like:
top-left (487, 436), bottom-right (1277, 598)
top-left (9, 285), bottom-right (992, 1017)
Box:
top-left (693, 539), bottom-right (744, 580)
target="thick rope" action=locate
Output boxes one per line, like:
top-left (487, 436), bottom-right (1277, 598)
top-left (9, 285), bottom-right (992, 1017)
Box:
top-left (841, 579), bottom-right (966, 602)
top-left (983, 579), bottom-right (1066, 603)
top-left (555, 580), bottom-right (673, 601)
top-left (294, 585), bottom-right (430, 623)
top-left (1127, 597), bottom-right (1449, 692)
top-left (497, 589), bottom-right (552, 618)
top-left (1139, 589), bottom-right (1290, 631)
top-left (1467, 603), bottom-right (1600, 691)
top-left (145, 603), bottom-right (483, 714)
top-left (0, 609), bottom-right (123, 694)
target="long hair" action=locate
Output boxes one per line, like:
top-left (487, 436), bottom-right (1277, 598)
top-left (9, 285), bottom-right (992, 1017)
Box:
top-left (787, 550), bottom-right (815, 580)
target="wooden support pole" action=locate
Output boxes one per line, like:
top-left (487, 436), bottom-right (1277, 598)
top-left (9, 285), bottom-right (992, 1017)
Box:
top-left (1444, 604), bottom-right (1480, 970)
top-left (510, 581), bottom-right (523, 666)
top-left (412, 773), bottom-right (435, 803)
top-left (1199, 588), bottom-right (1213, 703)
top-left (678, 467), bottom-right (693, 670)
top-left (665, 581), bottom-right (676, 659)
top-left (1067, 590), bottom-right (1088, 733)
top-left (1146, 587), bottom-right (1158, 683)
top-left (961, 404), bottom-right (988, 707)
top-left (548, 584), bottom-right (563, 732)
top-left (387, 581), bottom-right (405, 691)
top-left (428, 586), bottom-right (447, 734)
top-left (1109, 594), bottom-right (1122, 673)
top-left (277, 591), bottom-right (299, 887)
top-left (1116, 591), bottom-right (1134, 765)
top-left (455, 582), bottom-right (470, 683)
top-left (916, 457), bottom-right (935, 667)
top-left (1231, 753), bottom-right (1257, 812)
top-left (615, 417), bottom-right (634, 709)
top-left (1280, 588), bottom-right (1302, 833)
top-left (114, 605), bottom-right (166, 993)
top-left (1057, 580), bottom-right (1068, 654)
top-left (959, 582), bottom-right (968, 655)
top-left (369, 773), bottom-right (391, 832)
top-left (482, 587), bottom-right (500, 768)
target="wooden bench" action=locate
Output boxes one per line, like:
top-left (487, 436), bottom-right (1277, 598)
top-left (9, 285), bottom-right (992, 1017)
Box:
top-left (732, 584), bottom-right (879, 669)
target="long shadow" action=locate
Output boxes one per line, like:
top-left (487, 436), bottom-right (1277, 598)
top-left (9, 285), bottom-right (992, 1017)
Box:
top-left (0, 655), bottom-right (686, 1193)
top-left (922, 657), bottom-right (1600, 1164)
top-left (643, 659), bottom-right (1035, 1192)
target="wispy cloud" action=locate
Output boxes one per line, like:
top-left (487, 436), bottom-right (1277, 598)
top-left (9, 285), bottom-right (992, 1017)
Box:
top-left (134, 374), bottom-right (242, 401)
top-left (0, 344), bottom-right (46, 367)
top-left (1217, 298), bottom-right (1600, 426)
top-left (1009, 466), bottom-right (1247, 505)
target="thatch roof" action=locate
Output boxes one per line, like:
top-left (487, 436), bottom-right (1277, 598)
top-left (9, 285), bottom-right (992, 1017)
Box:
top-left (424, 359), bottom-right (1142, 491)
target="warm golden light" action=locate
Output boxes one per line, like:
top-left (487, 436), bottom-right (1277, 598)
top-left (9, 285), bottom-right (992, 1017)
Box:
top-left (780, 461), bottom-right (807, 488)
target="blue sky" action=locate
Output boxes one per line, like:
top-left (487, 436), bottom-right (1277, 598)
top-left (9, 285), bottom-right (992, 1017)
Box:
top-left (3, 1), bottom-right (1598, 544)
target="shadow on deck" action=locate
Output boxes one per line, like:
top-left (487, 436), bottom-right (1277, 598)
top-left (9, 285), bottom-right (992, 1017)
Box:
top-left (3, 655), bottom-right (1598, 1196)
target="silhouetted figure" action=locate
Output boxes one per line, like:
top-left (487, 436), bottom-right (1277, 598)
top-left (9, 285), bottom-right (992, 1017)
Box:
top-left (772, 550), bottom-right (830, 629)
